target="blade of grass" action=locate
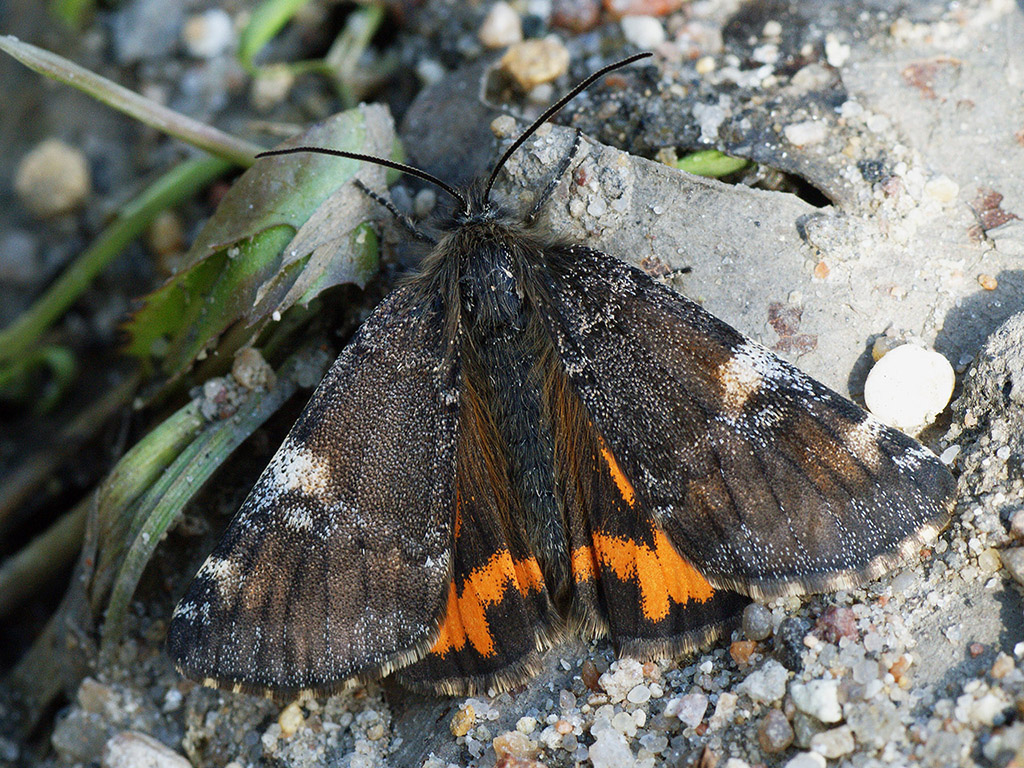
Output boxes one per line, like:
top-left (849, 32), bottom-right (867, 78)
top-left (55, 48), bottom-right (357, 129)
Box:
top-left (98, 344), bottom-right (330, 660)
top-left (0, 36), bottom-right (261, 166)
top-left (239, 0), bottom-right (312, 70)
top-left (91, 401), bottom-right (206, 605)
top-left (0, 157), bottom-right (232, 372)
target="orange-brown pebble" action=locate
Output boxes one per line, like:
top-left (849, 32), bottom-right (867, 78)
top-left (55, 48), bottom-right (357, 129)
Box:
top-left (969, 643), bottom-right (986, 658)
top-left (581, 660), bottom-right (602, 691)
top-left (992, 652), bottom-right (1015, 679)
top-left (978, 273), bottom-right (998, 290)
top-left (889, 654), bottom-right (912, 686)
top-left (555, 719), bottom-right (574, 735)
top-left (450, 704), bottom-right (475, 737)
top-left (642, 661), bottom-right (661, 680)
top-left (813, 260), bottom-right (831, 279)
top-left (493, 730), bottom-right (540, 759)
top-left (730, 640), bottom-right (757, 666)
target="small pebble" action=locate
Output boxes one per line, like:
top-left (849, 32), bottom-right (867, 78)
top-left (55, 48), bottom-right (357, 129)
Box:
top-left (924, 175), bottom-right (959, 203)
top-left (1011, 510), bottom-right (1024, 540)
top-left (552, 0), bottom-right (601, 33)
top-left (816, 606), bottom-right (858, 643)
top-left (516, 716), bottom-right (537, 735)
top-left (708, 692), bottom-right (737, 730)
top-left (627, 684), bottom-right (651, 704)
top-left (581, 660), bottom-right (602, 690)
top-left (784, 751), bottom-right (826, 768)
top-left (102, 732), bottom-right (191, 768)
top-left (15, 138), bottom-right (91, 218)
top-left (978, 548), bottom-right (1001, 574)
top-left (232, 347), bottom-right (276, 391)
top-left (824, 33), bottom-right (850, 67)
top-left (277, 702), bottom-right (304, 738)
top-left (978, 273), bottom-right (998, 291)
top-left (182, 9), bottom-right (234, 59)
top-left (611, 710), bottom-right (636, 737)
top-left (478, 2), bottom-right (523, 48)
top-left (671, 692), bottom-right (708, 728)
top-left (730, 640), bottom-right (756, 665)
top-left (783, 120), bottom-right (828, 146)
top-left (809, 725), bottom-right (855, 758)
top-left (743, 603), bottom-right (773, 641)
top-left (792, 711), bottom-right (828, 748)
top-left (450, 704), bottom-right (475, 737)
top-left (999, 547), bottom-right (1024, 586)
top-left (991, 652), bottom-right (1015, 679)
top-left (620, 15), bottom-right (666, 47)
top-left (790, 679), bottom-right (842, 723)
top-left (599, 658), bottom-right (644, 702)
top-left (863, 345), bottom-right (955, 431)
top-left (500, 39), bottom-right (570, 90)
top-left (492, 730), bottom-right (538, 759)
top-left (775, 617), bottom-right (811, 671)
top-left (251, 65), bottom-right (296, 112)
top-left (589, 729), bottom-right (633, 768)
top-left (758, 709), bottom-right (794, 753)
top-left (737, 659), bottom-right (789, 704)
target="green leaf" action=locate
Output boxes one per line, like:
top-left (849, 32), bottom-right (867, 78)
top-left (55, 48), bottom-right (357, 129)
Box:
top-left (125, 104), bottom-right (397, 381)
top-left (676, 149), bottom-right (751, 178)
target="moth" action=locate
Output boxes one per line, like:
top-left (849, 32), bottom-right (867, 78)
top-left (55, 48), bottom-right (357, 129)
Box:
top-left (167, 53), bottom-right (955, 697)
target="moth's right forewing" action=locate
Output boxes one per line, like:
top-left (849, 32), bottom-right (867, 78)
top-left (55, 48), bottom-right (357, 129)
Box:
top-left (167, 285), bottom-right (461, 697)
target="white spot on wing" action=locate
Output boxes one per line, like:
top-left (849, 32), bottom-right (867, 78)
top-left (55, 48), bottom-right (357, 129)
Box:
top-left (267, 440), bottom-right (333, 497)
top-left (717, 345), bottom-right (765, 416)
top-left (197, 556), bottom-right (242, 600)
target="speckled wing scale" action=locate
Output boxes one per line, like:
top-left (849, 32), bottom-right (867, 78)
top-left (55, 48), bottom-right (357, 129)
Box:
top-left (167, 52), bottom-right (955, 698)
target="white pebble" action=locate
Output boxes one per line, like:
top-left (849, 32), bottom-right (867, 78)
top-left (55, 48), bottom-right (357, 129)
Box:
top-left (809, 725), bottom-right (855, 758)
top-left (924, 176), bottom-right (959, 203)
top-left (863, 345), bottom-right (955, 431)
top-left (737, 659), bottom-right (789, 703)
top-left (669, 693), bottom-right (708, 728)
top-left (589, 729), bottom-right (635, 768)
top-left (182, 9), bottom-right (234, 59)
top-left (599, 659), bottom-right (644, 703)
top-left (620, 16), bottom-right (666, 48)
top-left (824, 33), bottom-right (850, 67)
top-left (478, 2), bottom-right (522, 48)
top-left (940, 444), bottom-right (960, 465)
top-left (627, 685), bottom-right (651, 704)
top-left (15, 138), bottom-right (90, 218)
top-left (102, 732), bottom-right (191, 768)
top-left (790, 679), bottom-right (842, 723)
top-left (783, 120), bottom-right (828, 146)
top-left (784, 752), bottom-right (826, 768)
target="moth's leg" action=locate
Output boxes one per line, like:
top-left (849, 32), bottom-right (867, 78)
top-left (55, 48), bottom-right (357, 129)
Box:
top-left (525, 128), bottom-right (582, 225)
top-left (354, 179), bottom-right (438, 245)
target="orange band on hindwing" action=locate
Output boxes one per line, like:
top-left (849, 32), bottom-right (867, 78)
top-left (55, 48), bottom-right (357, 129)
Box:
top-left (572, 531), bottom-right (714, 622)
top-left (429, 551), bottom-right (544, 658)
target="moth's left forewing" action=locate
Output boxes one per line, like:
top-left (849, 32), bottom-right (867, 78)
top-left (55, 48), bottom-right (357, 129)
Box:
top-left (167, 286), bottom-right (461, 697)
top-left (534, 245), bottom-right (954, 599)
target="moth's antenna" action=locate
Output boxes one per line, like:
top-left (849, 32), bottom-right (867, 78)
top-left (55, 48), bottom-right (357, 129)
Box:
top-left (256, 147), bottom-right (471, 213)
top-left (482, 51), bottom-right (654, 205)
